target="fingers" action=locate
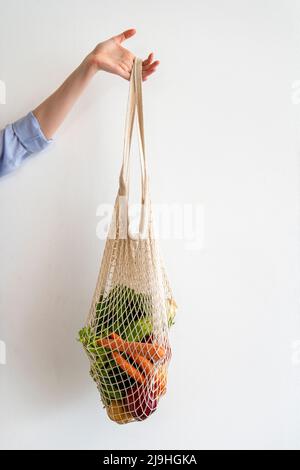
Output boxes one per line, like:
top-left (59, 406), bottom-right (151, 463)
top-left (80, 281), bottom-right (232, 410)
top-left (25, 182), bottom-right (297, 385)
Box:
top-left (143, 59), bottom-right (159, 72)
top-left (116, 50), bottom-right (159, 81)
top-left (142, 52), bottom-right (154, 66)
top-left (142, 68), bottom-right (156, 81)
top-left (142, 55), bottom-right (160, 81)
top-left (114, 28), bottom-right (136, 44)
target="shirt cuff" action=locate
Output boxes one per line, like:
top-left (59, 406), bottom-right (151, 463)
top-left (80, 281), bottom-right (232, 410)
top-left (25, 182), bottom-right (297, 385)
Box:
top-left (12, 111), bottom-right (52, 154)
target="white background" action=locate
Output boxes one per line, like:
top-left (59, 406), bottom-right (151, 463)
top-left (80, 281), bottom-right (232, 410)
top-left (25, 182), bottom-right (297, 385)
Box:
top-left (0, 0), bottom-right (300, 450)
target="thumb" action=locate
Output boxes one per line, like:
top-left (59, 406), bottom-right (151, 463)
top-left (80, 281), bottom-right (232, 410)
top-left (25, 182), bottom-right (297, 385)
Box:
top-left (114, 28), bottom-right (136, 43)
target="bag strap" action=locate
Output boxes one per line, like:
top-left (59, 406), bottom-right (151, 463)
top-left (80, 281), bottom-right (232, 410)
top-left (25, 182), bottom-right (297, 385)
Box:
top-left (134, 57), bottom-right (148, 200)
top-left (119, 57), bottom-right (148, 203)
top-left (118, 57), bottom-right (149, 240)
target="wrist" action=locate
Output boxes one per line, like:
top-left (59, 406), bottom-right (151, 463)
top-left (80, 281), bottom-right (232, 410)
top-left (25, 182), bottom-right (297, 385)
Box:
top-left (81, 53), bottom-right (99, 76)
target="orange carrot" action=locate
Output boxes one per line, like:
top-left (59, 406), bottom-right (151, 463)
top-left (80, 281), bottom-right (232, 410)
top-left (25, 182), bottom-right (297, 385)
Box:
top-left (109, 332), bottom-right (124, 348)
top-left (109, 332), bottom-right (166, 362)
top-left (97, 333), bottom-right (126, 351)
top-left (110, 332), bottom-right (123, 342)
top-left (129, 352), bottom-right (167, 396)
top-left (97, 337), bottom-right (120, 351)
top-left (128, 342), bottom-right (166, 362)
top-left (116, 350), bottom-right (166, 396)
top-left (129, 353), bottom-right (154, 376)
top-left (112, 352), bottom-right (145, 384)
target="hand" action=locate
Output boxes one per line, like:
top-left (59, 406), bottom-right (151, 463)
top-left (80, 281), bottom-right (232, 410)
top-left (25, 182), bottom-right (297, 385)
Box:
top-left (88, 28), bottom-right (160, 81)
top-left (33, 29), bottom-right (159, 139)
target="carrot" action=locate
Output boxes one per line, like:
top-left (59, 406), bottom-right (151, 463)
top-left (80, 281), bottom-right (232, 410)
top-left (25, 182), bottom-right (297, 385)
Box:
top-left (129, 342), bottom-right (166, 362)
top-left (109, 332), bottom-right (166, 362)
top-left (109, 332), bottom-right (124, 348)
top-left (97, 332), bottom-right (127, 351)
top-left (110, 332), bottom-right (123, 341)
top-left (127, 353), bottom-right (167, 396)
top-left (115, 349), bottom-right (166, 396)
top-left (97, 337), bottom-right (120, 350)
top-left (129, 353), bottom-right (154, 376)
top-left (112, 352), bottom-right (145, 384)
top-left (130, 354), bottom-right (167, 397)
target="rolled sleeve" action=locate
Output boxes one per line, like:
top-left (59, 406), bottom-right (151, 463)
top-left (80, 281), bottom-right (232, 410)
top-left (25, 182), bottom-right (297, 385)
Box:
top-left (13, 111), bottom-right (52, 153)
top-left (0, 111), bottom-right (52, 177)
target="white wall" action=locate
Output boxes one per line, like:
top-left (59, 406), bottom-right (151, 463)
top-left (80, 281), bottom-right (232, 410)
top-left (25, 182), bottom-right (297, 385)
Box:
top-left (0, 0), bottom-right (300, 450)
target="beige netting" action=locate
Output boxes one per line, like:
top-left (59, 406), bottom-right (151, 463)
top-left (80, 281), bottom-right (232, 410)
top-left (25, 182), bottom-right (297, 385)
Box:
top-left (79, 57), bottom-right (177, 424)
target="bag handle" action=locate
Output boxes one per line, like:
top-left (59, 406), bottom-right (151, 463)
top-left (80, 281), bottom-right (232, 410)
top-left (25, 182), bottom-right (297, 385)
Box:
top-left (119, 57), bottom-right (149, 239)
top-left (134, 57), bottom-right (148, 197)
top-left (119, 58), bottom-right (148, 200)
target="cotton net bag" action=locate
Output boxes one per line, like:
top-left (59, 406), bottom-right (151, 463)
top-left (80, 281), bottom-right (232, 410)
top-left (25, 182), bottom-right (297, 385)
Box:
top-left (79, 57), bottom-right (177, 424)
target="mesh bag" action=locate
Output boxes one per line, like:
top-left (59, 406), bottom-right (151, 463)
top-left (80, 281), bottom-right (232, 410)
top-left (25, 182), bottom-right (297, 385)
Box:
top-left (79, 57), bottom-right (177, 424)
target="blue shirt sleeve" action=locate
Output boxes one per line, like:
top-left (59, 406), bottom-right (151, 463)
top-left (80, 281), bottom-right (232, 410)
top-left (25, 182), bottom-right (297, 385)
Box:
top-left (0, 111), bottom-right (52, 177)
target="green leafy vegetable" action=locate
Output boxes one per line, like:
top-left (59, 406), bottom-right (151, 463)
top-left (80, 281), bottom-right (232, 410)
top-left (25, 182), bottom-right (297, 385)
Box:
top-left (120, 317), bottom-right (153, 342)
top-left (78, 285), bottom-right (176, 404)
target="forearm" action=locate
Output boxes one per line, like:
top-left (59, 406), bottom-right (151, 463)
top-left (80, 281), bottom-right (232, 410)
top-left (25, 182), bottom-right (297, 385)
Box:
top-left (33, 55), bottom-right (97, 139)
